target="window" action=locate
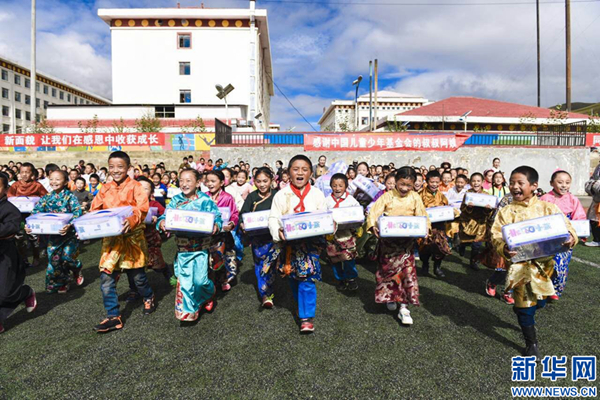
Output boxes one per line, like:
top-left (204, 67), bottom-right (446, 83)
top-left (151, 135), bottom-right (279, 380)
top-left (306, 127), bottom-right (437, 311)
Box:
top-left (2, 106), bottom-right (8, 117)
top-left (59, 91), bottom-right (64, 100)
top-left (14, 75), bottom-right (20, 85)
top-left (74, 97), bottom-right (77, 104)
top-left (361, 117), bottom-right (368, 125)
top-left (178, 33), bottom-right (191, 48)
top-left (36, 82), bottom-right (40, 92)
top-left (51, 88), bottom-right (56, 97)
top-left (155, 106), bottom-right (175, 118)
top-left (179, 62), bottom-right (191, 75)
top-left (15, 109), bottom-right (21, 119)
top-left (86, 100), bottom-right (90, 104)
top-left (67, 93), bottom-right (71, 102)
top-left (2, 124), bottom-right (9, 133)
top-left (36, 114), bottom-right (40, 123)
top-left (43, 85), bottom-right (48, 95)
top-left (43, 100), bottom-right (48, 109)
top-left (1, 70), bottom-right (7, 81)
top-left (1, 88), bottom-right (8, 99)
top-left (36, 98), bottom-right (40, 108)
top-left (15, 91), bottom-right (21, 102)
top-left (16, 126), bottom-right (22, 133)
top-left (25, 95), bottom-right (30, 105)
top-left (179, 89), bottom-right (191, 103)
top-left (25, 111), bottom-right (30, 121)
top-left (25, 78), bottom-right (30, 88)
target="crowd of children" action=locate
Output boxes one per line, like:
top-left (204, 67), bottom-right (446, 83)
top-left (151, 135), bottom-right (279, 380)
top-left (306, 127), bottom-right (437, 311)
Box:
top-left (0, 152), bottom-right (595, 359)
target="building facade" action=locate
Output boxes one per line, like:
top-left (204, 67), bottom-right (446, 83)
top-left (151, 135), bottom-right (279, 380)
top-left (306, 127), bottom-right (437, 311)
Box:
top-left (318, 91), bottom-right (429, 132)
top-left (0, 56), bottom-right (110, 134)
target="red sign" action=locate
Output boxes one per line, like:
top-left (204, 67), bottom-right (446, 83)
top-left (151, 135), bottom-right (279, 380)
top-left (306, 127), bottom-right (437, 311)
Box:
top-left (1, 133), bottom-right (166, 147)
top-left (586, 133), bottom-right (600, 147)
top-left (304, 133), bottom-right (471, 152)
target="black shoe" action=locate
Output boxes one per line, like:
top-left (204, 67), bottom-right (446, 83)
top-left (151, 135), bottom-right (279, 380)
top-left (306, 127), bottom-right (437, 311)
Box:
top-left (143, 295), bottom-right (157, 315)
top-left (336, 281), bottom-right (347, 291)
top-left (458, 245), bottom-right (466, 257)
top-left (346, 279), bottom-right (359, 291)
top-left (94, 316), bottom-right (123, 333)
top-left (160, 267), bottom-right (172, 281)
top-left (521, 325), bottom-right (541, 359)
top-left (469, 261), bottom-right (480, 271)
top-left (433, 261), bottom-right (446, 278)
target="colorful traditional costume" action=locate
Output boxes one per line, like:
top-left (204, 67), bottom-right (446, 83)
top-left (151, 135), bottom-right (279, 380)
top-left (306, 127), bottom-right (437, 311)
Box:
top-left (366, 190), bottom-right (430, 306)
top-left (325, 192), bottom-right (360, 285)
top-left (268, 184), bottom-right (327, 321)
top-left (158, 192), bottom-right (222, 321)
top-left (240, 189), bottom-right (279, 301)
top-left (419, 187), bottom-right (455, 276)
top-left (144, 199), bottom-right (167, 272)
top-left (540, 190), bottom-right (586, 297)
top-left (458, 189), bottom-right (494, 268)
top-left (90, 177), bottom-right (153, 319)
top-left (31, 189), bottom-right (83, 293)
top-left (206, 190), bottom-right (239, 286)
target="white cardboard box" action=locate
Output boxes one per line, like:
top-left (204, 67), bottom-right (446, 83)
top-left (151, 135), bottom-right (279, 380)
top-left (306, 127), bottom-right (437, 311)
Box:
top-left (331, 205), bottom-right (365, 230)
top-left (571, 219), bottom-right (590, 238)
top-left (164, 208), bottom-right (214, 235)
top-left (218, 207), bottom-right (231, 225)
top-left (378, 216), bottom-right (428, 238)
top-left (281, 210), bottom-right (335, 240)
top-left (427, 206), bottom-right (455, 223)
top-left (8, 196), bottom-right (40, 213)
top-left (73, 206), bottom-right (133, 240)
top-left (167, 187), bottom-right (182, 199)
top-left (502, 213), bottom-right (571, 263)
top-left (26, 213), bottom-right (73, 235)
top-left (352, 175), bottom-right (380, 199)
top-left (464, 192), bottom-right (499, 208)
top-left (144, 207), bottom-right (158, 224)
top-left (241, 210), bottom-right (271, 235)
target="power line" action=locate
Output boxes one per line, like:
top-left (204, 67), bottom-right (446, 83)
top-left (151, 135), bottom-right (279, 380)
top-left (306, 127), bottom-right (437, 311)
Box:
top-left (257, 0), bottom-right (599, 6)
top-left (266, 72), bottom-right (318, 132)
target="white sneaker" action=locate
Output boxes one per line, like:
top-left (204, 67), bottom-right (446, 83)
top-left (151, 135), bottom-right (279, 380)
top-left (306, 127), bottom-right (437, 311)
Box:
top-left (584, 241), bottom-right (600, 247)
top-left (399, 307), bottom-right (413, 325)
top-left (386, 302), bottom-right (398, 311)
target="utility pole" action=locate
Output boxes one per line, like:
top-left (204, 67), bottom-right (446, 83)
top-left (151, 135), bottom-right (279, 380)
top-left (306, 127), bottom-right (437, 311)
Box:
top-left (369, 61), bottom-right (373, 131)
top-left (536, 0), bottom-right (541, 107)
top-left (565, 0), bottom-right (572, 111)
top-left (373, 59), bottom-right (378, 132)
top-left (31, 0), bottom-right (36, 127)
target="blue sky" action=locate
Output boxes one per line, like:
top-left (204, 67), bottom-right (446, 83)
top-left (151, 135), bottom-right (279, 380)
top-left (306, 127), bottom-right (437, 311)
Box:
top-left (1, 0), bottom-right (599, 130)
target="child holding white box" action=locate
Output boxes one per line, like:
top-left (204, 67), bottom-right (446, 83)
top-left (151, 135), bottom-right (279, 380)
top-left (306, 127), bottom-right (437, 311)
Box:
top-left (158, 169), bottom-right (222, 322)
top-left (268, 155), bottom-right (327, 334)
top-left (540, 170), bottom-right (586, 300)
top-left (240, 167), bottom-right (280, 308)
top-left (491, 166), bottom-right (577, 359)
top-left (90, 151), bottom-right (155, 333)
top-left (367, 167), bottom-right (430, 326)
top-left (325, 173), bottom-right (361, 291)
top-left (26, 171), bottom-right (83, 294)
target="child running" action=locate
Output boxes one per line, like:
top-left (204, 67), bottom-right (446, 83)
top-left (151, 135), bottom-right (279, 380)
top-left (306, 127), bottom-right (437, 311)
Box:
top-left (325, 173), bottom-right (361, 291)
top-left (491, 166), bottom-right (577, 358)
top-left (158, 169), bottom-right (222, 321)
top-left (268, 155), bottom-right (327, 333)
top-left (540, 170), bottom-right (586, 301)
top-left (239, 167), bottom-right (280, 308)
top-left (90, 151), bottom-right (156, 333)
top-left (26, 170), bottom-right (83, 294)
top-left (367, 167), bottom-right (430, 326)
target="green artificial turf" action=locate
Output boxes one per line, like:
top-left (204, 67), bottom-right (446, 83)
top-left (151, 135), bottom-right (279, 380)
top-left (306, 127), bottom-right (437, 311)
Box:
top-left (0, 240), bottom-right (598, 398)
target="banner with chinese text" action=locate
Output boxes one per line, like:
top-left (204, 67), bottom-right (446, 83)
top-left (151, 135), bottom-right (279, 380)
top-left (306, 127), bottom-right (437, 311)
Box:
top-left (1, 133), bottom-right (166, 147)
top-left (586, 133), bottom-right (600, 147)
top-left (303, 133), bottom-right (471, 152)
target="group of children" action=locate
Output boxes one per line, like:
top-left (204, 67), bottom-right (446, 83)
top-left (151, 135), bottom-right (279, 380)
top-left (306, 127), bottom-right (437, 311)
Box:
top-left (0, 152), bottom-right (592, 359)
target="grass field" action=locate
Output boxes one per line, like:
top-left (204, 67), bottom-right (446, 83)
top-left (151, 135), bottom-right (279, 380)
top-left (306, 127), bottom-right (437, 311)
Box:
top-left (0, 239), bottom-right (598, 399)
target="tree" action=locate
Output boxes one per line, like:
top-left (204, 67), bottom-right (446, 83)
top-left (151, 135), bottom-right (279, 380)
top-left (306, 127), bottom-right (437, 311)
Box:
top-left (386, 116), bottom-right (407, 132)
top-left (110, 118), bottom-right (127, 133)
top-left (78, 115), bottom-right (99, 133)
top-left (25, 117), bottom-right (55, 134)
top-left (134, 112), bottom-right (162, 132)
top-left (181, 116), bottom-right (207, 133)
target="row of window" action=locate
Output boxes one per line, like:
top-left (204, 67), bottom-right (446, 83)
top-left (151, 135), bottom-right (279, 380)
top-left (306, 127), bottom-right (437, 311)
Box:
top-left (1, 87), bottom-right (83, 107)
top-left (2, 69), bottom-right (93, 105)
top-left (1, 106), bottom-right (32, 121)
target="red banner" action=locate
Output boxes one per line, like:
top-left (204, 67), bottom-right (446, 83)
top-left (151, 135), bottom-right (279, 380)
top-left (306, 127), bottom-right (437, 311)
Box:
top-left (586, 133), bottom-right (600, 147)
top-left (303, 133), bottom-right (471, 152)
top-left (1, 133), bottom-right (165, 147)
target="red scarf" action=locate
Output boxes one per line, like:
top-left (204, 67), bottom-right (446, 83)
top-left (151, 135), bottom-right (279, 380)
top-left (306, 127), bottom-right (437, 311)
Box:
top-left (331, 193), bottom-right (347, 209)
top-left (291, 183), bottom-right (311, 213)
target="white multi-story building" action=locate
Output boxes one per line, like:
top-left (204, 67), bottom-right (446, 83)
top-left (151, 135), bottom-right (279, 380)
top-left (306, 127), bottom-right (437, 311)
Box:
top-left (317, 91), bottom-right (429, 132)
top-left (0, 56), bottom-right (110, 134)
top-left (46, 1), bottom-right (274, 133)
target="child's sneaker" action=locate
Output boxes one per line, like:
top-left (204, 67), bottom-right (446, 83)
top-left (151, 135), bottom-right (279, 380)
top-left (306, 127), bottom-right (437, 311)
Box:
top-left (31, 258), bottom-right (42, 269)
top-left (93, 316), bottom-right (123, 333)
top-left (25, 289), bottom-right (37, 313)
top-left (501, 291), bottom-right (515, 305)
top-left (346, 279), bottom-right (359, 291)
top-left (73, 271), bottom-right (84, 286)
top-left (300, 318), bottom-right (314, 334)
top-left (414, 249), bottom-right (420, 261)
top-left (336, 281), bottom-right (347, 291)
top-left (169, 275), bottom-right (178, 287)
top-left (143, 296), bottom-right (157, 315)
top-left (221, 282), bottom-right (231, 292)
top-left (58, 285), bottom-right (69, 294)
top-left (386, 302), bottom-right (398, 311)
top-left (204, 300), bottom-right (215, 312)
top-left (549, 294), bottom-right (560, 301)
top-left (398, 307), bottom-right (413, 325)
top-left (126, 290), bottom-right (141, 302)
top-left (261, 295), bottom-right (274, 309)
top-left (485, 280), bottom-right (496, 297)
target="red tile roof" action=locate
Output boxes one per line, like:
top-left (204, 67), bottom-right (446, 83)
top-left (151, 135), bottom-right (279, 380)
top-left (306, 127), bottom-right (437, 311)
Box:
top-left (400, 96), bottom-right (590, 119)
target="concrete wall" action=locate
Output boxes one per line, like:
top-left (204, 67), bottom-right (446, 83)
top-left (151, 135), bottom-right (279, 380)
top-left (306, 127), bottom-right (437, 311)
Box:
top-left (211, 145), bottom-right (591, 195)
